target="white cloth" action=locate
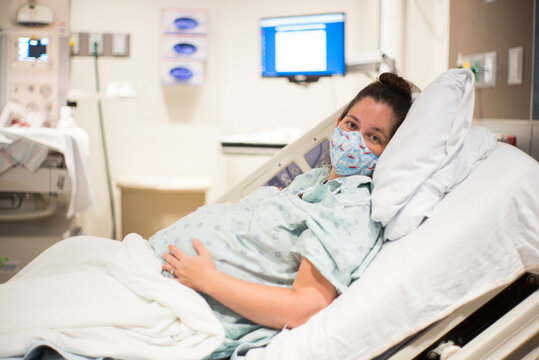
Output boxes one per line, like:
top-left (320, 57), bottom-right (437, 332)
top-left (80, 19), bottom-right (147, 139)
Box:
top-left (239, 143), bottom-right (539, 360)
top-left (0, 127), bottom-right (94, 217)
top-left (0, 234), bottom-right (225, 360)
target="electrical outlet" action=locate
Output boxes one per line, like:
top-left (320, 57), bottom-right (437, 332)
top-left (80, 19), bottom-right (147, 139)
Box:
top-left (88, 33), bottom-right (104, 55)
top-left (71, 32), bottom-right (129, 57)
top-left (508, 47), bottom-right (523, 85)
top-left (112, 34), bottom-right (128, 56)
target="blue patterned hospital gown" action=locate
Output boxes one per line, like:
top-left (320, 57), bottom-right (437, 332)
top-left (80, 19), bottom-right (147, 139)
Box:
top-left (149, 166), bottom-right (383, 359)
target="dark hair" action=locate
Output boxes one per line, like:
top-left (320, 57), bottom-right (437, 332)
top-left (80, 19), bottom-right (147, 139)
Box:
top-left (339, 72), bottom-right (413, 136)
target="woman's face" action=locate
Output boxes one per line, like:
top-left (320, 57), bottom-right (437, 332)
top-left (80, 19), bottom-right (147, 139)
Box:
top-left (337, 97), bottom-right (395, 157)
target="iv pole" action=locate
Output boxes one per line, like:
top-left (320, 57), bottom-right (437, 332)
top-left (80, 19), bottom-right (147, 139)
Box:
top-left (92, 41), bottom-right (117, 240)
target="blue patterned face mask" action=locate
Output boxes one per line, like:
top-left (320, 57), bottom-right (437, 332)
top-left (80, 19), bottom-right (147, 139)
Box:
top-left (329, 127), bottom-right (379, 176)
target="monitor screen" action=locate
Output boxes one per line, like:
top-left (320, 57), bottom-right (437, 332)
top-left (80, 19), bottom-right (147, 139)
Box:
top-left (260, 13), bottom-right (345, 80)
top-left (18, 37), bottom-right (49, 62)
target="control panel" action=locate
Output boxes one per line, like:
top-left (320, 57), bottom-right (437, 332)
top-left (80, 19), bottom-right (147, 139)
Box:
top-left (0, 0), bottom-right (70, 127)
top-left (5, 32), bottom-right (59, 120)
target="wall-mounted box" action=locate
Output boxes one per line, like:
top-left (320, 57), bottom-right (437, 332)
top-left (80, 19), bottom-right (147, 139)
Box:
top-left (163, 8), bottom-right (208, 35)
top-left (161, 59), bottom-right (205, 85)
top-left (161, 8), bottom-right (208, 86)
top-left (462, 51), bottom-right (497, 88)
top-left (162, 35), bottom-right (207, 60)
top-left (508, 46), bottom-right (523, 85)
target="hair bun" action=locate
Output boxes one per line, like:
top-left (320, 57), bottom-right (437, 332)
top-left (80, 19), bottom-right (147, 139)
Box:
top-left (340, 72), bottom-right (415, 135)
top-left (379, 72), bottom-right (412, 101)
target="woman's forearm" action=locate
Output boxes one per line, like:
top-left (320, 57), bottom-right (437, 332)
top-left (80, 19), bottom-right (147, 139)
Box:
top-left (199, 269), bottom-right (327, 329)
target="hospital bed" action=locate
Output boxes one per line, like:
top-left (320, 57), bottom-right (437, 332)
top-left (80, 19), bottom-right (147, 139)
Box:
top-left (216, 71), bottom-right (538, 359)
top-left (217, 110), bottom-right (539, 360)
top-left (0, 69), bottom-right (537, 360)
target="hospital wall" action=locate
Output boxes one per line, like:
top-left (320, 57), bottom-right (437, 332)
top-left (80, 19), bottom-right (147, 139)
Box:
top-left (449, 0), bottom-right (539, 159)
top-left (69, 0), bottom-right (450, 239)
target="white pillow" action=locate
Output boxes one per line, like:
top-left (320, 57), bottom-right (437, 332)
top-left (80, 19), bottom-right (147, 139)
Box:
top-left (371, 68), bottom-right (475, 231)
top-left (382, 126), bottom-right (496, 240)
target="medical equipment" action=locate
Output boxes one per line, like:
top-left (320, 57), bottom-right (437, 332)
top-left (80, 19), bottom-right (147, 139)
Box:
top-left (0, 0), bottom-right (77, 283)
top-left (0, 0), bottom-right (71, 127)
top-left (0, 127), bottom-right (93, 283)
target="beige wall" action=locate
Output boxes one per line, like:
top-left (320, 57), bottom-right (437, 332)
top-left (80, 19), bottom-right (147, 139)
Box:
top-left (70, 0), bottom-right (450, 238)
top-left (403, 0), bottom-right (450, 89)
top-left (449, 0), bottom-right (533, 120)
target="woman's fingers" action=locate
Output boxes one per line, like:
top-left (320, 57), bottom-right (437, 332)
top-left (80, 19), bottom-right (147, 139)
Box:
top-left (162, 240), bottom-right (216, 289)
top-left (165, 240), bottom-right (209, 261)
top-left (162, 245), bottom-right (186, 274)
top-left (167, 244), bottom-right (186, 260)
top-left (192, 238), bottom-right (209, 257)
top-left (162, 262), bottom-right (175, 274)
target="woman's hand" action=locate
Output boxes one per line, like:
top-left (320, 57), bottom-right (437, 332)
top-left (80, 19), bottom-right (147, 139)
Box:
top-left (162, 239), bottom-right (216, 293)
top-left (163, 241), bottom-right (337, 330)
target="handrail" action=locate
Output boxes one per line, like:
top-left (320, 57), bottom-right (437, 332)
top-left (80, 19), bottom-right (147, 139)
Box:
top-left (0, 194), bottom-right (57, 221)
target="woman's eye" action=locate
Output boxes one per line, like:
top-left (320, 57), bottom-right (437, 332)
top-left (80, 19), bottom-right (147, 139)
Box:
top-left (370, 134), bottom-right (380, 143)
top-left (346, 121), bottom-right (357, 130)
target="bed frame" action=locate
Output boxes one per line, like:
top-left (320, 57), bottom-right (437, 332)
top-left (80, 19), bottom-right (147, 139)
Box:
top-left (386, 272), bottom-right (538, 360)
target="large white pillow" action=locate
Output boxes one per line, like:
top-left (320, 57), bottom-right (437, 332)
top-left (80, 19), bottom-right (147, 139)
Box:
top-left (371, 68), bottom-right (475, 232)
top-left (382, 126), bottom-right (496, 240)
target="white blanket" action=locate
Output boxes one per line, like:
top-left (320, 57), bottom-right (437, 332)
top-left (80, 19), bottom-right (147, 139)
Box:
top-left (0, 234), bottom-right (224, 360)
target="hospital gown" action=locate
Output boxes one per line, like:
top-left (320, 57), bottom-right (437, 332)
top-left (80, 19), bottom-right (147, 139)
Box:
top-left (149, 166), bottom-right (383, 359)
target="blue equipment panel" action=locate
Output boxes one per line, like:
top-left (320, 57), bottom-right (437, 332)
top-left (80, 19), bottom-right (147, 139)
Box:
top-left (304, 138), bottom-right (331, 168)
top-left (265, 162), bottom-right (303, 189)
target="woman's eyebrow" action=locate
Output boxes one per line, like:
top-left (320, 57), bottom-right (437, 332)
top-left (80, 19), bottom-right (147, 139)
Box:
top-left (346, 114), bottom-right (360, 122)
top-left (372, 127), bottom-right (388, 136)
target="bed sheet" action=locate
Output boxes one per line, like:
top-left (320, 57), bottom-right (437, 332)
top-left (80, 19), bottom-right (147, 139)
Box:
top-left (0, 234), bottom-right (224, 360)
top-left (239, 142), bottom-right (539, 359)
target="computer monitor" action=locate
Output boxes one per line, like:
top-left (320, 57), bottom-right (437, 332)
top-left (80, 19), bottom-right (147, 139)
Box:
top-left (260, 13), bottom-right (345, 83)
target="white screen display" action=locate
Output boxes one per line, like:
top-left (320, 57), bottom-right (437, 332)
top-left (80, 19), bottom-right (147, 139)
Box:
top-left (275, 28), bottom-right (327, 73)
